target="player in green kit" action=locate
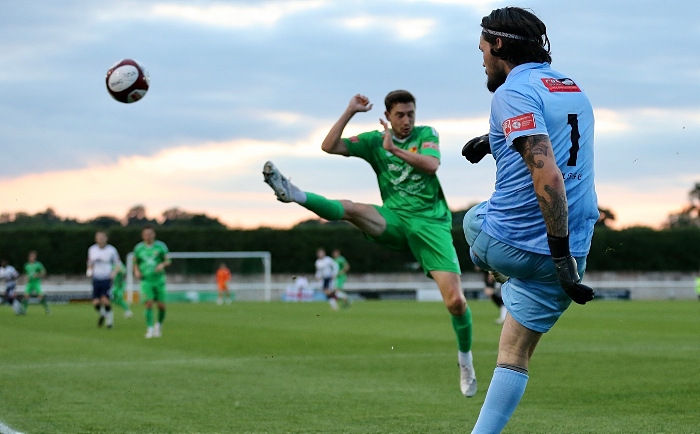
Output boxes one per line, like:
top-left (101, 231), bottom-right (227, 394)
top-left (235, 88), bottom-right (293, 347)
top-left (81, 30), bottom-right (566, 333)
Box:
top-left (21, 251), bottom-right (50, 314)
top-left (332, 249), bottom-right (351, 308)
top-left (111, 263), bottom-right (133, 318)
top-left (263, 91), bottom-right (477, 397)
top-left (133, 226), bottom-right (171, 338)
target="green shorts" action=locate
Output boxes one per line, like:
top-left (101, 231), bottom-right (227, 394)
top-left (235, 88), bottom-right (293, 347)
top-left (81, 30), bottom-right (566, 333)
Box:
top-left (141, 279), bottom-right (167, 303)
top-left (367, 205), bottom-right (461, 276)
top-left (335, 275), bottom-right (347, 289)
top-left (25, 283), bottom-right (42, 295)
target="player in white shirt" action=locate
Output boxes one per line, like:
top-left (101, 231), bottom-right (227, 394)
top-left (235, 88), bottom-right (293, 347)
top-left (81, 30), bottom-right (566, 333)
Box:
top-left (87, 231), bottom-right (122, 328)
top-left (0, 259), bottom-right (22, 314)
top-left (315, 248), bottom-right (340, 310)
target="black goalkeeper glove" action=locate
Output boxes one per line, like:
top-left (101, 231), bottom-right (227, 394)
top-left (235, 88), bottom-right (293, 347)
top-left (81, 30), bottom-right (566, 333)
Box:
top-left (548, 235), bottom-right (595, 305)
top-left (461, 134), bottom-right (491, 164)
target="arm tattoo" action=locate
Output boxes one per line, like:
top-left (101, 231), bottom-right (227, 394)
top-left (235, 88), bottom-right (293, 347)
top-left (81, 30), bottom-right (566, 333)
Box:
top-left (514, 135), bottom-right (549, 171)
top-left (536, 185), bottom-right (568, 236)
top-left (515, 135), bottom-right (568, 235)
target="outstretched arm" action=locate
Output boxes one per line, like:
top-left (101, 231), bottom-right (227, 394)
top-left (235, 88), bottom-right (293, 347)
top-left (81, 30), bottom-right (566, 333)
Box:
top-left (321, 94), bottom-right (373, 156)
top-left (379, 119), bottom-right (439, 175)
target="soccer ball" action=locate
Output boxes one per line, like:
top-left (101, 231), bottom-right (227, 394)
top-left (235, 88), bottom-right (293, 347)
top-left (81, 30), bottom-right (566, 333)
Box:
top-left (105, 59), bottom-right (150, 103)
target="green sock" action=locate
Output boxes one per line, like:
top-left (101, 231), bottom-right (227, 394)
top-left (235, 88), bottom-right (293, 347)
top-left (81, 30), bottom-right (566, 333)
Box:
top-left (21, 299), bottom-right (28, 310)
top-left (302, 192), bottom-right (345, 221)
top-left (158, 309), bottom-right (166, 324)
top-left (451, 307), bottom-right (473, 353)
top-left (145, 309), bottom-right (154, 327)
top-left (115, 297), bottom-right (129, 311)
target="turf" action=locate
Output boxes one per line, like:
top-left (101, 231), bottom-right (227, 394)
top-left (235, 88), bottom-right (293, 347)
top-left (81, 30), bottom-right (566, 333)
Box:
top-left (0, 300), bottom-right (698, 433)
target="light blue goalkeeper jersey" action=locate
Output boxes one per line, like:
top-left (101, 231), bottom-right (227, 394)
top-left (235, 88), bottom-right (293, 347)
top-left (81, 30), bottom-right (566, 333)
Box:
top-left (483, 62), bottom-right (599, 256)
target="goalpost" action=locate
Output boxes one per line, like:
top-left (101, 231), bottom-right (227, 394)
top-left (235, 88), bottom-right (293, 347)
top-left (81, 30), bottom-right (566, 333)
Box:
top-left (125, 251), bottom-right (272, 303)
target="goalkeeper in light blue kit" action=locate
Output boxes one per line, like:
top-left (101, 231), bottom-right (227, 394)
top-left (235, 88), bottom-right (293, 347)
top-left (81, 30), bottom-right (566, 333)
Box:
top-left (461, 7), bottom-right (599, 433)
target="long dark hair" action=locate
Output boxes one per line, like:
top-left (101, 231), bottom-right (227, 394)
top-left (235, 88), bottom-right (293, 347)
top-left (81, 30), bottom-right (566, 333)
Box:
top-left (481, 7), bottom-right (552, 65)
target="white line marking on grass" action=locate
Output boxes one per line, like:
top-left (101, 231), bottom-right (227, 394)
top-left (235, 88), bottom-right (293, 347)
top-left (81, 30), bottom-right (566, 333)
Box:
top-left (0, 351), bottom-right (497, 371)
top-left (0, 420), bottom-right (23, 434)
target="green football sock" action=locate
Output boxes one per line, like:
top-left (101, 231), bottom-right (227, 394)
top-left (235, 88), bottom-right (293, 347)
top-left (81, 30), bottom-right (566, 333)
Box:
top-left (302, 192), bottom-right (345, 221)
top-left (21, 299), bottom-right (29, 310)
top-left (158, 308), bottom-right (166, 324)
top-left (114, 297), bottom-right (129, 311)
top-left (145, 309), bottom-right (154, 327)
top-left (451, 307), bottom-right (473, 353)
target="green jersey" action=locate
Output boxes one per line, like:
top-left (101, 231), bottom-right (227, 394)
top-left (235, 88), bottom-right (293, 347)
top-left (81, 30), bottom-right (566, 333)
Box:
top-left (133, 241), bottom-right (169, 281)
top-left (24, 261), bottom-right (46, 286)
top-left (343, 126), bottom-right (450, 220)
top-left (334, 256), bottom-right (349, 277)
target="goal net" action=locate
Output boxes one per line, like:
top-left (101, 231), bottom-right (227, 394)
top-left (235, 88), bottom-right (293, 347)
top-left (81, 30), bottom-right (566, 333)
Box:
top-left (125, 251), bottom-right (272, 302)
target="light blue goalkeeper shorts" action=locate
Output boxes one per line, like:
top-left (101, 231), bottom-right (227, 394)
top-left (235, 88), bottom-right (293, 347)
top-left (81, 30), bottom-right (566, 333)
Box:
top-left (463, 202), bottom-right (587, 333)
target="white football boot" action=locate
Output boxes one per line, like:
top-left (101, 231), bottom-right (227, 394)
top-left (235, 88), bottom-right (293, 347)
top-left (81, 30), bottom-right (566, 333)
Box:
top-left (459, 358), bottom-right (478, 398)
top-left (262, 161), bottom-right (293, 203)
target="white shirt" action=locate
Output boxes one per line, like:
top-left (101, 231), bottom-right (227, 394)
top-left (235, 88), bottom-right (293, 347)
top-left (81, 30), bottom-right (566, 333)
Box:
top-left (87, 244), bottom-right (121, 280)
top-left (0, 265), bottom-right (19, 283)
top-left (294, 276), bottom-right (310, 291)
top-left (315, 256), bottom-right (338, 280)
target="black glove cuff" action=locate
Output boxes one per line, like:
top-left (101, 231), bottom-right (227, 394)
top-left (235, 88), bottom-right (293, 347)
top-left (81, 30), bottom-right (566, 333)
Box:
top-left (547, 234), bottom-right (571, 259)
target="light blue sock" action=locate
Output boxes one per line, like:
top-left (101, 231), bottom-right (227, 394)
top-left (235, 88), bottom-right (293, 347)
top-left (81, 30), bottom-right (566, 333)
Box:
top-left (471, 367), bottom-right (529, 434)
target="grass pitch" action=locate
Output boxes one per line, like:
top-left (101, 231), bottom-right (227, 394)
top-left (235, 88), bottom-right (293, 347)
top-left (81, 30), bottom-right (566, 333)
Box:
top-left (0, 299), bottom-right (698, 433)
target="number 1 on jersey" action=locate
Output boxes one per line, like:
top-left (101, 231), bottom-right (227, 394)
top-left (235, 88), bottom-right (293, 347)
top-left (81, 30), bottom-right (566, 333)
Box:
top-left (567, 114), bottom-right (580, 166)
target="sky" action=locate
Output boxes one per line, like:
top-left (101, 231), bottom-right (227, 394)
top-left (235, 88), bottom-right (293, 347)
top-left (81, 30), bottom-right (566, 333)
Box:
top-left (1, 0), bottom-right (698, 229)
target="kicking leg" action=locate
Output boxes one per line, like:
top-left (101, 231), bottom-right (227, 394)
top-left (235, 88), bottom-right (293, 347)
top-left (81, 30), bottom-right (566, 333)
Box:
top-left (432, 270), bottom-right (476, 398)
top-left (471, 316), bottom-right (542, 434)
top-left (263, 161), bottom-right (386, 236)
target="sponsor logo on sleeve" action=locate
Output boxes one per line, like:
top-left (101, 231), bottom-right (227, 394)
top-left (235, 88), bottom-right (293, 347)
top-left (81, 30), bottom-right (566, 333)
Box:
top-left (421, 141), bottom-right (439, 151)
top-left (349, 136), bottom-right (360, 143)
top-left (541, 78), bottom-right (581, 92)
top-left (502, 113), bottom-right (536, 138)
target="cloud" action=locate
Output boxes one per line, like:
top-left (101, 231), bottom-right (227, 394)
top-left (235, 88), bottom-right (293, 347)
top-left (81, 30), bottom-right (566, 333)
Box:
top-left (146, 1), bottom-right (326, 28)
top-left (341, 15), bottom-right (436, 40)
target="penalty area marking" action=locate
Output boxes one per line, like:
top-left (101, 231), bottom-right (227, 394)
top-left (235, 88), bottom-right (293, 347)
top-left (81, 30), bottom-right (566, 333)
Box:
top-left (0, 420), bottom-right (22, 434)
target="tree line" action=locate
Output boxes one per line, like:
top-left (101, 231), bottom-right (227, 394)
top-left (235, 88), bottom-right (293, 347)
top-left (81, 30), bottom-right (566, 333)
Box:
top-left (1, 183), bottom-right (698, 274)
top-left (0, 224), bottom-right (698, 275)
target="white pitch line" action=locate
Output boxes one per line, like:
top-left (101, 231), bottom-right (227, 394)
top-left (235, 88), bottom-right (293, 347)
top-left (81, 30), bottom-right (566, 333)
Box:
top-left (0, 420), bottom-right (22, 434)
top-left (0, 351), bottom-right (490, 371)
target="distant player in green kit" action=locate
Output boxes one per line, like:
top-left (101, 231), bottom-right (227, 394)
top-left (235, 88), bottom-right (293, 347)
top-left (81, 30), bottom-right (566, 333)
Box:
top-left (21, 250), bottom-right (50, 314)
top-left (111, 263), bottom-right (133, 318)
top-left (133, 226), bottom-right (171, 338)
top-left (263, 91), bottom-right (477, 397)
top-left (332, 249), bottom-right (351, 308)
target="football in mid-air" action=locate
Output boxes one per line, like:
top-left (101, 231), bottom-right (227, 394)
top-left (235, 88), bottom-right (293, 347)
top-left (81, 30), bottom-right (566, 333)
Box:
top-left (105, 59), bottom-right (150, 103)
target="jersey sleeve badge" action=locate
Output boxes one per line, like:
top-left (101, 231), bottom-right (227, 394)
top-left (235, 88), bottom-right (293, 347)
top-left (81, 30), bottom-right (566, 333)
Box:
top-left (421, 141), bottom-right (439, 151)
top-left (502, 113), bottom-right (536, 138)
